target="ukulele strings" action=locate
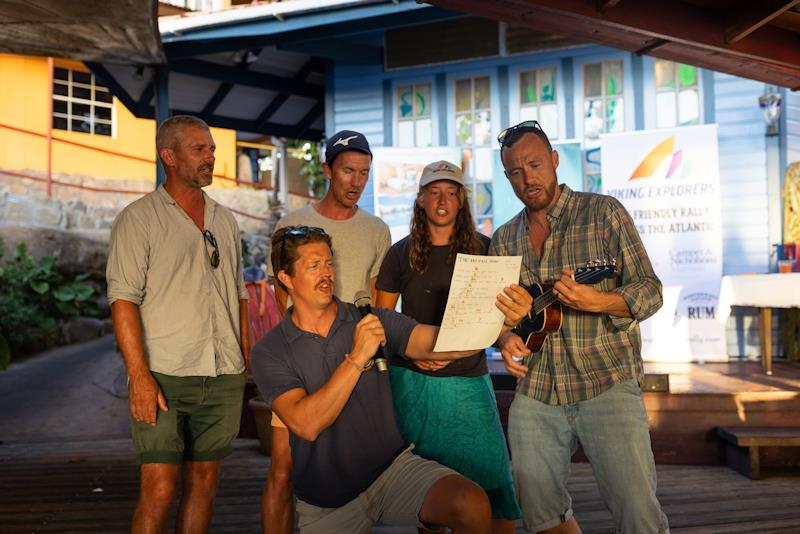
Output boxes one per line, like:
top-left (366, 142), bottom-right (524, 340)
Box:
top-left (531, 268), bottom-right (606, 315)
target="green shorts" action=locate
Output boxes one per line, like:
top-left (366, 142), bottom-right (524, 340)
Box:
top-left (131, 372), bottom-right (246, 464)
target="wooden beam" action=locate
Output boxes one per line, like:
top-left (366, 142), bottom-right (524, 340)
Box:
top-left (295, 101), bottom-right (325, 139)
top-left (635, 38), bottom-right (668, 55)
top-left (597, 0), bottom-right (622, 13)
top-left (200, 48), bottom-right (263, 118)
top-left (649, 41), bottom-right (800, 91)
top-left (279, 38), bottom-right (382, 64)
top-left (725, 0), bottom-right (800, 43)
top-left (255, 58), bottom-right (324, 132)
top-left (169, 59), bottom-right (323, 100)
top-left (427, 0), bottom-right (800, 70)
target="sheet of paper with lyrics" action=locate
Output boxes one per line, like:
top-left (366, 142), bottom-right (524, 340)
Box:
top-left (433, 253), bottom-right (523, 352)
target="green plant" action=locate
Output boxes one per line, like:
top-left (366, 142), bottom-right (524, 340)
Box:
top-left (299, 142), bottom-right (327, 199)
top-left (0, 240), bottom-right (98, 369)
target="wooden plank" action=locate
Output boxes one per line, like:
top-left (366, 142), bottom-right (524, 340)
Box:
top-left (718, 426), bottom-right (800, 446)
top-left (2, 439), bottom-right (800, 533)
top-left (725, 0), bottom-right (800, 43)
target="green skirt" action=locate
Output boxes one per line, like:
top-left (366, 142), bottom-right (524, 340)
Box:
top-left (390, 365), bottom-right (522, 520)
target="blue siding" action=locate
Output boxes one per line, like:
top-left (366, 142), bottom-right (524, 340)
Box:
top-left (714, 73), bottom-right (768, 275)
top-left (331, 62), bottom-right (385, 215)
top-left (712, 74), bottom-right (774, 358)
top-left (328, 38), bottom-right (789, 359)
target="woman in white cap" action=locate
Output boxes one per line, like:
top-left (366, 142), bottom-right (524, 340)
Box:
top-left (376, 160), bottom-right (521, 533)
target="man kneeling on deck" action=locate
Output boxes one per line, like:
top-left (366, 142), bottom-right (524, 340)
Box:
top-left (251, 226), bottom-right (531, 533)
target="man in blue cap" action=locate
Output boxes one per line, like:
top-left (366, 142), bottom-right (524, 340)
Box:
top-left (263, 130), bottom-right (391, 532)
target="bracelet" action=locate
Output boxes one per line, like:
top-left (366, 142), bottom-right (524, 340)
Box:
top-left (504, 318), bottom-right (518, 328)
top-left (343, 353), bottom-right (363, 372)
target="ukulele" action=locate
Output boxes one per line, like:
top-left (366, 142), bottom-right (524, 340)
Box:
top-left (514, 260), bottom-right (617, 353)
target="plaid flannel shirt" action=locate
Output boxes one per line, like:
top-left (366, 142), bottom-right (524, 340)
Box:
top-left (489, 185), bottom-right (662, 405)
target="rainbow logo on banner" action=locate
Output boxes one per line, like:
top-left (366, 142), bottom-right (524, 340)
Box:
top-left (628, 136), bottom-right (685, 181)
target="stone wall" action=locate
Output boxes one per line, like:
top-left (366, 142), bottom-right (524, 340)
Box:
top-left (0, 168), bottom-right (315, 269)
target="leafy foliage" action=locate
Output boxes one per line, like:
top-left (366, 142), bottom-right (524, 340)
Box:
top-left (299, 142), bottom-right (327, 199)
top-left (0, 240), bottom-right (98, 369)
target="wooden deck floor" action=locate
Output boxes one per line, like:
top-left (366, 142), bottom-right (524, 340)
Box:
top-left (2, 438), bottom-right (798, 533)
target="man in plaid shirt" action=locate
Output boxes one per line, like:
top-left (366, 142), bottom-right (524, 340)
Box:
top-left (491, 121), bottom-right (669, 534)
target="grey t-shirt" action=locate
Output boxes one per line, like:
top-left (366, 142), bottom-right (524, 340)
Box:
top-left (272, 205), bottom-right (391, 303)
top-left (251, 299), bottom-right (417, 508)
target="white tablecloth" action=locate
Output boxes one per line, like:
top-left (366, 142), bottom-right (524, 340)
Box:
top-left (718, 273), bottom-right (800, 318)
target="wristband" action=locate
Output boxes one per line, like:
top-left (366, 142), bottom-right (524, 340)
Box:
top-left (344, 353), bottom-right (363, 372)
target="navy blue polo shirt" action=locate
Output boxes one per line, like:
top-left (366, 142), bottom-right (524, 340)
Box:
top-left (251, 298), bottom-right (417, 508)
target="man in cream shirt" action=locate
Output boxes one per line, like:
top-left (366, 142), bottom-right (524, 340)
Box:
top-left (107, 115), bottom-right (249, 533)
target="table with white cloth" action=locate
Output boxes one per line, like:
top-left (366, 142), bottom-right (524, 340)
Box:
top-left (718, 273), bottom-right (800, 375)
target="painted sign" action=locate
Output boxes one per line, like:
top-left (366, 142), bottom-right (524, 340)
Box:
top-left (601, 125), bottom-right (726, 361)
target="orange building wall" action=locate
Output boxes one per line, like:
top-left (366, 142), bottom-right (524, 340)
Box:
top-left (0, 54), bottom-right (237, 188)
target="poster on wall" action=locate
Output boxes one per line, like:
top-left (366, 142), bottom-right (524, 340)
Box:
top-left (492, 140), bottom-right (584, 228)
top-left (371, 147), bottom-right (462, 243)
top-left (600, 124), bottom-right (726, 362)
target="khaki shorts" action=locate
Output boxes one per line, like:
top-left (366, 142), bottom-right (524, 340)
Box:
top-left (131, 372), bottom-right (245, 464)
top-left (296, 447), bottom-right (457, 534)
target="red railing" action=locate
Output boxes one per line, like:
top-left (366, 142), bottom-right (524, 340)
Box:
top-left (0, 121), bottom-right (315, 222)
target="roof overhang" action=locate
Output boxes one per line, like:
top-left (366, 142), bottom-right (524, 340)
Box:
top-left (427, 0), bottom-right (800, 90)
top-left (0, 0), bottom-right (164, 64)
top-left (88, 0), bottom-right (462, 140)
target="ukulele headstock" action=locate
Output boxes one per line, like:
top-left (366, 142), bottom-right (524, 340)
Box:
top-left (572, 259), bottom-right (617, 284)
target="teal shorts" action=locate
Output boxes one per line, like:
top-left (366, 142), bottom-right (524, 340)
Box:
top-left (131, 372), bottom-right (246, 464)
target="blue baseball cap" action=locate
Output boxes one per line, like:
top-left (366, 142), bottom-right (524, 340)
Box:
top-left (324, 130), bottom-right (372, 166)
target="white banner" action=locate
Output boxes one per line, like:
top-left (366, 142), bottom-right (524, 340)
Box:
top-left (601, 125), bottom-right (726, 361)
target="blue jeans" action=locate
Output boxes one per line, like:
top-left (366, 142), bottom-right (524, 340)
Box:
top-left (508, 380), bottom-right (669, 533)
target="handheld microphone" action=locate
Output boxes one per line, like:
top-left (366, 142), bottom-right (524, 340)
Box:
top-left (354, 291), bottom-right (389, 373)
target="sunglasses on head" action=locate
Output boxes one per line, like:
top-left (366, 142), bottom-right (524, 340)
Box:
top-left (497, 120), bottom-right (544, 148)
top-left (279, 226), bottom-right (328, 272)
top-left (203, 230), bottom-right (220, 269)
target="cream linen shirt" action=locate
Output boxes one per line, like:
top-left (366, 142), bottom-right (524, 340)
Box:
top-left (107, 185), bottom-right (248, 377)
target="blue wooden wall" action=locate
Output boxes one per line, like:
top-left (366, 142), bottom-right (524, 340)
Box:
top-left (328, 40), bottom-right (794, 359)
top-left (713, 74), bottom-right (769, 275)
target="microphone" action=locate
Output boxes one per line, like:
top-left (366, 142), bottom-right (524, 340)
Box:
top-left (354, 291), bottom-right (389, 373)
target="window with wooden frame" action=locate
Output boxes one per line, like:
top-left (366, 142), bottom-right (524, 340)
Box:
top-left (396, 83), bottom-right (433, 147)
top-left (454, 76), bottom-right (493, 233)
top-left (655, 59), bottom-right (700, 128)
top-left (454, 76), bottom-right (492, 148)
top-left (583, 60), bottom-right (624, 138)
top-left (53, 67), bottom-right (114, 136)
top-left (519, 67), bottom-right (558, 139)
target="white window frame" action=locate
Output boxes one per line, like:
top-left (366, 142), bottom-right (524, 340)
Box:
top-left (653, 59), bottom-right (702, 129)
top-left (53, 67), bottom-right (114, 137)
top-left (449, 73), bottom-right (497, 232)
top-left (395, 81), bottom-right (435, 148)
top-left (510, 64), bottom-right (563, 140)
top-left (574, 54), bottom-right (632, 140)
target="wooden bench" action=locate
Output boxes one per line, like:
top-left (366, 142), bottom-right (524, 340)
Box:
top-left (717, 426), bottom-right (800, 479)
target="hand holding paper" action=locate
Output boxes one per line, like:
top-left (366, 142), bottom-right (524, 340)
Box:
top-left (433, 253), bottom-right (524, 352)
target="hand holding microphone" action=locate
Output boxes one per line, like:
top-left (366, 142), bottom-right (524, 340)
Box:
top-left (354, 291), bottom-right (389, 372)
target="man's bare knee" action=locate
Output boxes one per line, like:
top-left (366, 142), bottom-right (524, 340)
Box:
top-left (183, 461), bottom-right (220, 496)
top-left (447, 480), bottom-right (491, 527)
top-left (421, 475), bottom-right (490, 532)
top-left (140, 465), bottom-right (179, 506)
